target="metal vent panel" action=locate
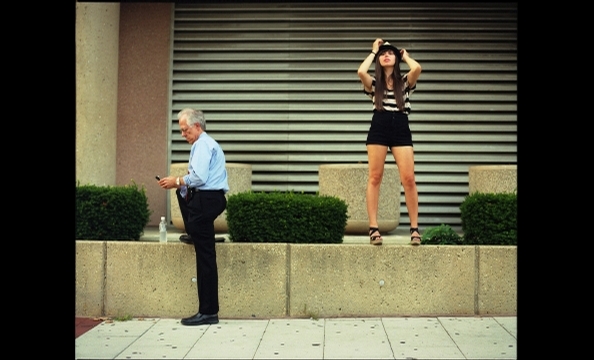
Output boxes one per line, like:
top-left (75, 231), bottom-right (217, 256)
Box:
top-left (170, 1), bottom-right (517, 229)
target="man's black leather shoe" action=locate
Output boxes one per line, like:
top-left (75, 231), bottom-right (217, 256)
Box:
top-left (181, 313), bottom-right (219, 326)
top-left (179, 234), bottom-right (192, 244)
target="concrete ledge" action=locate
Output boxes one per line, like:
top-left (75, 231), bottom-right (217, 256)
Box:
top-left (75, 241), bottom-right (516, 318)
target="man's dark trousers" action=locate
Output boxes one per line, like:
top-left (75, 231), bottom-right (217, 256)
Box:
top-left (178, 188), bottom-right (226, 315)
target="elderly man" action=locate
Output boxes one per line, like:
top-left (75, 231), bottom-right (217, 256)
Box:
top-left (158, 108), bottom-right (229, 325)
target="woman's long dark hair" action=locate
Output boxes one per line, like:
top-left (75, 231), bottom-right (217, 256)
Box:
top-left (373, 51), bottom-right (404, 111)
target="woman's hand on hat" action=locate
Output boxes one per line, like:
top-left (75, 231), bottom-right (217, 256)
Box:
top-left (400, 48), bottom-right (408, 60)
top-left (373, 38), bottom-right (383, 52)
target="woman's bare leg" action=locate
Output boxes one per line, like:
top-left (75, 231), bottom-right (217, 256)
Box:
top-left (366, 145), bottom-right (388, 232)
top-left (391, 146), bottom-right (420, 239)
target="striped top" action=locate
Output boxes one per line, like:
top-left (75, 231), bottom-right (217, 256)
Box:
top-left (363, 74), bottom-right (416, 114)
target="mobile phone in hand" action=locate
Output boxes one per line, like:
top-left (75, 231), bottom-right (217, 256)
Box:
top-left (155, 176), bottom-right (160, 180)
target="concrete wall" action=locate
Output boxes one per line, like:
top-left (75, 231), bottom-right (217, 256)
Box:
top-left (76, 241), bottom-right (516, 318)
top-left (116, 3), bottom-right (173, 225)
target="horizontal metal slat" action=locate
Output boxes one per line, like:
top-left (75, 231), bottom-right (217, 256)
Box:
top-left (171, 92), bottom-right (517, 103)
top-left (171, 61), bottom-right (517, 72)
top-left (172, 81), bottom-right (517, 92)
top-left (172, 72), bottom-right (517, 82)
top-left (206, 133), bottom-right (517, 143)
top-left (222, 148), bottom-right (519, 157)
top-left (169, 102), bottom-right (518, 112)
top-left (182, 122), bottom-right (517, 133)
top-left (170, 112), bottom-right (517, 123)
top-left (215, 153), bottom-right (518, 164)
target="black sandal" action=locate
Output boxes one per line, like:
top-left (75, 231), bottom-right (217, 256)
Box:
top-left (410, 227), bottom-right (421, 246)
top-left (369, 227), bottom-right (383, 245)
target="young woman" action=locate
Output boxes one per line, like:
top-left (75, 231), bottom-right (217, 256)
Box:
top-left (357, 38), bottom-right (422, 246)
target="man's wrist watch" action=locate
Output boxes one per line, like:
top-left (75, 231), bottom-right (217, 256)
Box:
top-left (176, 177), bottom-right (180, 186)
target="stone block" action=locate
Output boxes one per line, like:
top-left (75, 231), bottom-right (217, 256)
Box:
top-left (319, 164), bottom-right (400, 234)
top-left (104, 241), bottom-right (198, 318)
top-left (289, 244), bottom-right (476, 317)
top-left (477, 246), bottom-right (517, 315)
top-left (102, 242), bottom-right (288, 319)
top-left (217, 244), bottom-right (288, 318)
top-left (468, 165), bottom-right (517, 194)
top-left (75, 241), bottom-right (105, 317)
top-left (170, 162), bottom-right (252, 233)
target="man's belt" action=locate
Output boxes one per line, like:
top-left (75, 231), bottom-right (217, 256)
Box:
top-left (186, 187), bottom-right (224, 201)
top-left (189, 188), bottom-right (224, 194)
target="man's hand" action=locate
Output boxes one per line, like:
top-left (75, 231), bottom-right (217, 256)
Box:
top-left (158, 176), bottom-right (176, 189)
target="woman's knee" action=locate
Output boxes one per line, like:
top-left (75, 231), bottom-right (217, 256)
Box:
top-left (400, 173), bottom-right (416, 188)
top-left (368, 172), bottom-right (383, 186)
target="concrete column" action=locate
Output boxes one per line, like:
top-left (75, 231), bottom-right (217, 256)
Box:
top-left (319, 164), bottom-right (400, 235)
top-left (468, 165), bottom-right (517, 194)
top-left (169, 163), bottom-right (253, 233)
top-left (75, 3), bottom-right (120, 186)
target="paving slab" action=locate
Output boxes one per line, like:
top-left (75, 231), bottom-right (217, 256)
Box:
top-left (114, 319), bottom-right (207, 359)
top-left (323, 318), bottom-right (394, 359)
top-left (382, 317), bottom-right (466, 359)
top-left (254, 318), bottom-right (325, 359)
top-left (494, 316), bottom-right (518, 338)
top-left (75, 318), bottom-right (158, 359)
top-left (439, 317), bottom-right (517, 359)
top-left (184, 319), bottom-right (269, 359)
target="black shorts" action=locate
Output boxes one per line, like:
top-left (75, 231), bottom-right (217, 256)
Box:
top-left (365, 111), bottom-right (413, 147)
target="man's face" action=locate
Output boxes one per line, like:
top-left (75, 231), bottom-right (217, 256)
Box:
top-left (179, 118), bottom-right (199, 144)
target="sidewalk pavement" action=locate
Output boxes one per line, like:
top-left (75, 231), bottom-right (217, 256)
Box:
top-left (75, 316), bottom-right (517, 359)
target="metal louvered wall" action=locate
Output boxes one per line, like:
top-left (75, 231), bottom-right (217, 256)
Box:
top-left (170, 2), bottom-right (517, 230)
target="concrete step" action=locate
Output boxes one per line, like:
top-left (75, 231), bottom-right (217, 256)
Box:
top-left (140, 226), bottom-right (455, 245)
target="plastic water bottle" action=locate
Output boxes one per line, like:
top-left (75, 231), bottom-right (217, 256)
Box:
top-left (159, 216), bottom-right (167, 242)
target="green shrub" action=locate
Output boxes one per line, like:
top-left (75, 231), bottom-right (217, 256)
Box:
top-left (459, 191), bottom-right (517, 245)
top-left (226, 191), bottom-right (348, 243)
top-left (76, 181), bottom-right (152, 240)
top-left (421, 224), bottom-right (463, 245)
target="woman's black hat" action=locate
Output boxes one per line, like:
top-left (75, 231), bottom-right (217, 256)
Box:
top-left (376, 41), bottom-right (402, 62)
